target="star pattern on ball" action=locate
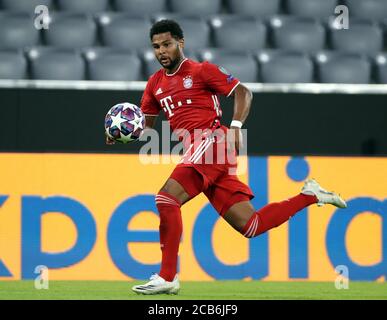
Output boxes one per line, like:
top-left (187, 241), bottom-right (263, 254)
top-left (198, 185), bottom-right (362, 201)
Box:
top-left (129, 112), bottom-right (144, 132)
top-left (116, 131), bottom-right (135, 143)
top-left (109, 111), bottom-right (127, 130)
top-left (122, 103), bottom-right (136, 112)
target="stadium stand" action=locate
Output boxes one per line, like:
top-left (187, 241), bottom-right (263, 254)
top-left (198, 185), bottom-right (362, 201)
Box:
top-left (258, 50), bottom-right (314, 83)
top-left (270, 16), bottom-right (326, 53)
top-left (226, 0), bottom-right (280, 17)
top-left (112, 0), bottom-right (167, 15)
top-left (43, 13), bottom-right (98, 49)
top-left (83, 47), bottom-right (141, 81)
top-left (169, 0), bottom-right (222, 15)
top-left (0, 0), bottom-right (385, 83)
top-left (0, 0), bottom-right (53, 12)
top-left (210, 15), bottom-right (267, 51)
top-left (315, 52), bottom-right (371, 84)
top-left (374, 53), bottom-right (387, 84)
top-left (97, 13), bottom-right (151, 49)
top-left (56, 0), bottom-right (109, 13)
top-left (0, 13), bottom-right (40, 50)
top-left (328, 19), bottom-right (383, 55)
top-left (344, 0), bottom-right (387, 21)
top-left (198, 48), bottom-right (258, 82)
top-left (27, 47), bottom-right (86, 80)
top-left (0, 50), bottom-right (27, 79)
top-left (286, 0), bottom-right (339, 18)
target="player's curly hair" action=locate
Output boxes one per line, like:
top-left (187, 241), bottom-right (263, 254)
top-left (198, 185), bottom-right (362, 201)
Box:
top-left (150, 19), bottom-right (184, 40)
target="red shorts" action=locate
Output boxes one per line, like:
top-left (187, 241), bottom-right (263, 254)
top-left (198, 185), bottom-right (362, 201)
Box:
top-left (170, 126), bottom-right (254, 216)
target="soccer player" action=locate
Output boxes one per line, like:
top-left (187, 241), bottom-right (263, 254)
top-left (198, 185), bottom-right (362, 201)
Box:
top-left (107, 19), bottom-right (347, 295)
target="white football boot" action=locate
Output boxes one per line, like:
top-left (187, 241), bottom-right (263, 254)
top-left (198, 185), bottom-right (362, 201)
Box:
top-left (132, 273), bottom-right (180, 295)
top-left (301, 179), bottom-right (347, 208)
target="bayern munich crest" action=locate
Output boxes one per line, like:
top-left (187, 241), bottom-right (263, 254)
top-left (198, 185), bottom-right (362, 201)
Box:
top-left (183, 76), bottom-right (193, 89)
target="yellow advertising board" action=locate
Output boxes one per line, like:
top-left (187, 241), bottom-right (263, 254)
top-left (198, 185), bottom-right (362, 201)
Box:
top-left (0, 153), bottom-right (385, 281)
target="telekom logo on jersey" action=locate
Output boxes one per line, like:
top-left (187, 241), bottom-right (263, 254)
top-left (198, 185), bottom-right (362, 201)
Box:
top-left (159, 96), bottom-right (176, 117)
top-left (159, 95), bottom-right (220, 118)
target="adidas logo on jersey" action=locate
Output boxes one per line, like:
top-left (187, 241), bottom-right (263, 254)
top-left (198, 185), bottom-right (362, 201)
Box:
top-left (156, 88), bottom-right (163, 95)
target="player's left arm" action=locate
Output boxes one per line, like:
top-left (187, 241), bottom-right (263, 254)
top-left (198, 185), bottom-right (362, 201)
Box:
top-left (229, 83), bottom-right (253, 152)
top-left (144, 115), bottom-right (158, 129)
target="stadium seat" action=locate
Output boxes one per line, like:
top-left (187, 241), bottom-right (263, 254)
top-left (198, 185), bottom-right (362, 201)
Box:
top-left (0, 13), bottom-right (40, 50)
top-left (286, 0), bottom-right (339, 18)
top-left (226, 0), bottom-right (280, 17)
top-left (0, 0), bottom-right (53, 12)
top-left (0, 50), bottom-right (27, 79)
top-left (315, 52), bottom-right (371, 84)
top-left (374, 53), bottom-right (387, 84)
top-left (258, 51), bottom-right (314, 83)
top-left (141, 48), bottom-right (198, 79)
top-left (270, 16), bottom-right (326, 54)
top-left (152, 15), bottom-right (210, 50)
top-left (170, 0), bottom-right (221, 15)
top-left (28, 48), bottom-right (86, 80)
top-left (329, 20), bottom-right (383, 55)
top-left (210, 15), bottom-right (266, 51)
top-left (56, 0), bottom-right (109, 13)
top-left (344, 0), bottom-right (387, 20)
top-left (83, 48), bottom-right (141, 81)
top-left (97, 13), bottom-right (151, 49)
top-left (141, 48), bottom-right (164, 79)
top-left (198, 49), bottom-right (258, 82)
top-left (43, 13), bottom-right (97, 49)
top-left (112, 0), bottom-right (167, 14)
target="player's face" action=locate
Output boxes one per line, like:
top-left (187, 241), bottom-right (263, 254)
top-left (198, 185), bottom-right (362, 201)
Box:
top-left (151, 32), bottom-right (184, 71)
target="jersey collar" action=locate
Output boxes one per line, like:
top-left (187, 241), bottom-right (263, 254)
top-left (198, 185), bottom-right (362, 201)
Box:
top-left (165, 58), bottom-right (188, 77)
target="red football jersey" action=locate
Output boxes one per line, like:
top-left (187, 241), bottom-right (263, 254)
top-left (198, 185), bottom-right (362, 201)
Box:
top-left (140, 58), bottom-right (240, 135)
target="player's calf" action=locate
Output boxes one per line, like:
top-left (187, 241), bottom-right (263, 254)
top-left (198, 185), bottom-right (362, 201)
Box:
top-left (156, 191), bottom-right (182, 282)
top-left (237, 179), bottom-right (346, 239)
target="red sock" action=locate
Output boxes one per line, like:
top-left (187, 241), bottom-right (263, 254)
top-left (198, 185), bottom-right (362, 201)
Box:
top-left (242, 194), bottom-right (317, 238)
top-left (155, 191), bottom-right (182, 281)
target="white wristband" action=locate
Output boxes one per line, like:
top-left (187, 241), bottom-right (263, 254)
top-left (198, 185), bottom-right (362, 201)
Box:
top-left (230, 120), bottom-right (243, 128)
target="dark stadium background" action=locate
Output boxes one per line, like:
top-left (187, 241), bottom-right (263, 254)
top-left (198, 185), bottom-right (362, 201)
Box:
top-left (0, 89), bottom-right (386, 155)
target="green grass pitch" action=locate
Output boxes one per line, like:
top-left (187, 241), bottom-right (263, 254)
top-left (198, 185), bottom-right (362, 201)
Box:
top-left (0, 281), bottom-right (386, 300)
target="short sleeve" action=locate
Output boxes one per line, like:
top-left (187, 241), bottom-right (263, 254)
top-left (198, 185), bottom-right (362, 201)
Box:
top-left (140, 76), bottom-right (160, 116)
top-left (201, 62), bottom-right (241, 97)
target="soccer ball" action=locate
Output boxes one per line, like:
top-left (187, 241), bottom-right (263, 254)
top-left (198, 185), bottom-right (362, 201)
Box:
top-left (104, 102), bottom-right (145, 143)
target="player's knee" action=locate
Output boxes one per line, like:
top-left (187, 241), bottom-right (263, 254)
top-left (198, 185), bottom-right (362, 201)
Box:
top-left (159, 179), bottom-right (189, 204)
top-left (155, 191), bottom-right (181, 208)
top-left (241, 229), bottom-right (259, 239)
top-left (235, 220), bottom-right (249, 235)
top-left (224, 214), bottom-right (251, 236)
top-left (240, 222), bottom-right (255, 238)
top-left (241, 214), bottom-right (261, 238)
top-left (223, 206), bottom-right (254, 236)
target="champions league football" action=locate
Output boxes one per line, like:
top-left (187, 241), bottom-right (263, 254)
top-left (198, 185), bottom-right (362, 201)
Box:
top-left (104, 102), bottom-right (145, 143)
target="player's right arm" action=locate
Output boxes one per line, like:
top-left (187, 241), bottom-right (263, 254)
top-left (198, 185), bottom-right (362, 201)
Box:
top-left (141, 74), bottom-right (161, 131)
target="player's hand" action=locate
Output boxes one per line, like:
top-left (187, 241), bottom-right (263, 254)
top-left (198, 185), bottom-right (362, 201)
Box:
top-left (228, 127), bottom-right (243, 155)
top-left (105, 134), bottom-right (115, 145)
